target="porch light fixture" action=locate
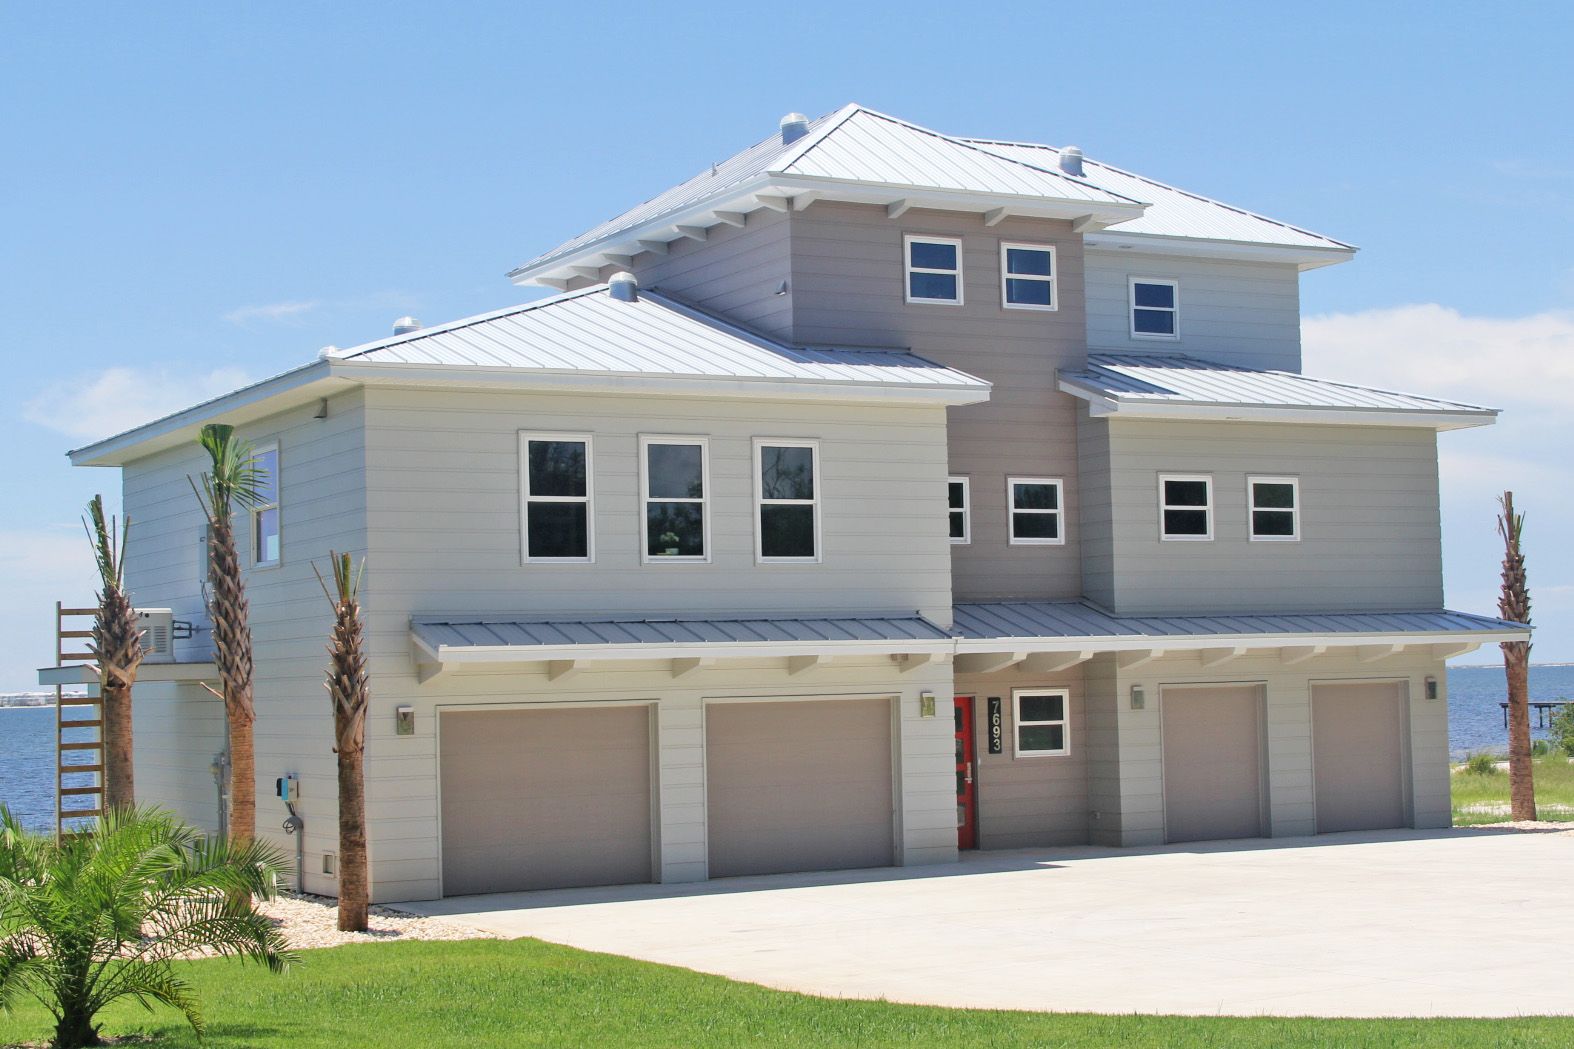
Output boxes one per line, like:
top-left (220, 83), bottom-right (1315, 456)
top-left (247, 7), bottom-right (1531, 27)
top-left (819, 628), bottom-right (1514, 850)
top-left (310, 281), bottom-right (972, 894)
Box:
top-left (1424, 676), bottom-right (1439, 700)
top-left (396, 705), bottom-right (415, 735)
top-left (919, 691), bottom-right (936, 718)
top-left (1130, 685), bottom-right (1146, 710)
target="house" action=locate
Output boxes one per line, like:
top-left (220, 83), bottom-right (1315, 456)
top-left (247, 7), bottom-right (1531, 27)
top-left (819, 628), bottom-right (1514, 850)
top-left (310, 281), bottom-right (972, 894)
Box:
top-left (60, 104), bottom-right (1529, 902)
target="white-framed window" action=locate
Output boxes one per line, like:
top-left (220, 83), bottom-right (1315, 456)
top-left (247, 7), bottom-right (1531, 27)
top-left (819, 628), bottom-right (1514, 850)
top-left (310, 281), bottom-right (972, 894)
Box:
top-left (904, 234), bottom-right (963, 305)
top-left (641, 435), bottom-right (710, 562)
top-left (1248, 475), bottom-right (1300, 542)
top-left (948, 476), bottom-right (970, 544)
top-left (1001, 242), bottom-right (1056, 311)
top-left (520, 433), bottom-right (593, 562)
top-left (1159, 474), bottom-right (1213, 541)
top-left (1131, 278), bottom-right (1179, 339)
top-left (755, 439), bottom-right (820, 563)
top-left (1013, 689), bottom-right (1070, 757)
top-left (251, 443), bottom-right (280, 568)
top-left (1008, 477), bottom-right (1064, 545)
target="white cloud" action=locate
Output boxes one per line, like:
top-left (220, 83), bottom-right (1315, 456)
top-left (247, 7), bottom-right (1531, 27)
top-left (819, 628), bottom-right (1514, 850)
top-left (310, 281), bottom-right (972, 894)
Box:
top-left (224, 300), bottom-right (321, 324)
top-left (23, 366), bottom-right (253, 443)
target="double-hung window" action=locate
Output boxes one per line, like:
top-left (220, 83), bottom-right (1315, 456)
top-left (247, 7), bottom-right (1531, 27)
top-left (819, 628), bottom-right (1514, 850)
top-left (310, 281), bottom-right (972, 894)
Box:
top-left (1014, 689), bottom-right (1070, 757)
top-left (1159, 474), bottom-right (1213, 541)
top-left (251, 443), bottom-right (280, 568)
top-left (1131, 278), bottom-right (1178, 339)
top-left (1001, 242), bottom-right (1056, 310)
top-left (905, 235), bottom-right (962, 304)
top-left (1008, 477), bottom-right (1064, 545)
top-left (948, 477), bottom-right (970, 544)
top-left (756, 439), bottom-right (819, 562)
top-left (1249, 476), bottom-right (1300, 541)
top-left (521, 434), bottom-right (593, 562)
top-left (641, 436), bottom-right (709, 561)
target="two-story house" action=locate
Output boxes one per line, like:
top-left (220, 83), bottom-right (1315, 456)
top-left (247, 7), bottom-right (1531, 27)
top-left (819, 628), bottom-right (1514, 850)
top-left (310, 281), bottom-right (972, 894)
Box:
top-left (64, 104), bottom-right (1528, 903)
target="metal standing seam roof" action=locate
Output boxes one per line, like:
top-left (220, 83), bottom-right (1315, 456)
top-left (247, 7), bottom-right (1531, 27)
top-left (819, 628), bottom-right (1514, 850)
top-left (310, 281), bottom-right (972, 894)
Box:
top-left (328, 284), bottom-right (989, 392)
top-left (413, 614), bottom-right (954, 652)
top-left (1059, 353), bottom-right (1496, 417)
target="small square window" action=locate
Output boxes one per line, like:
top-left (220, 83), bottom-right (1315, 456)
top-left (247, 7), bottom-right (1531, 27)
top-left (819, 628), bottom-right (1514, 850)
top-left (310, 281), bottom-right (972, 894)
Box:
top-left (905, 235), bottom-right (962, 305)
top-left (948, 477), bottom-right (970, 544)
top-left (1249, 476), bottom-right (1300, 541)
top-left (1001, 243), bottom-right (1056, 311)
top-left (1159, 474), bottom-right (1213, 541)
top-left (1008, 477), bottom-right (1064, 545)
top-left (1014, 689), bottom-right (1069, 757)
top-left (1131, 279), bottom-right (1178, 339)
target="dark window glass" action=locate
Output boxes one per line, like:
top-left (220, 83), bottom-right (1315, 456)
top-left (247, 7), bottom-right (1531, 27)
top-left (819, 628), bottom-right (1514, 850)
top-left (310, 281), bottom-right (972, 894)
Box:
top-left (760, 504), bottom-right (816, 558)
top-left (1133, 308), bottom-right (1176, 335)
top-left (909, 272), bottom-right (959, 302)
top-left (909, 240), bottom-right (957, 270)
top-left (1019, 693), bottom-right (1065, 723)
top-left (254, 507), bottom-right (280, 564)
top-left (527, 503), bottom-right (588, 558)
top-left (647, 443), bottom-right (703, 499)
top-left (760, 446), bottom-right (814, 500)
top-left (528, 440), bottom-right (587, 497)
top-left (647, 502), bottom-right (705, 556)
top-left (1133, 282), bottom-right (1175, 309)
top-left (950, 511), bottom-right (967, 539)
top-left (254, 447), bottom-right (279, 505)
top-left (1019, 724), bottom-right (1066, 753)
top-left (1164, 509), bottom-right (1209, 536)
top-left (1253, 511), bottom-right (1296, 537)
top-left (1253, 482), bottom-right (1295, 509)
top-left (948, 481), bottom-right (966, 510)
top-left (1012, 513), bottom-right (1059, 540)
top-left (1013, 483), bottom-right (1059, 511)
top-left (1005, 247), bottom-right (1053, 277)
top-left (1164, 480), bottom-right (1209, 507)
top-left (1005, 278), bottom-right (1053, 306)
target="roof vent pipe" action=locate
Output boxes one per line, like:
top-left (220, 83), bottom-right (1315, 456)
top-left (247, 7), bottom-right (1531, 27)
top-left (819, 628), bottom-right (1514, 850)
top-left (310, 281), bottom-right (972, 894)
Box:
top-left (1059, 146), bottom-right (1085, 177)
top-left (779, 112), bottom-right (810, 146)
top-left (392, 316), bottom-right (421, 335)
top-left (609, 271), bottom-right (638, 302)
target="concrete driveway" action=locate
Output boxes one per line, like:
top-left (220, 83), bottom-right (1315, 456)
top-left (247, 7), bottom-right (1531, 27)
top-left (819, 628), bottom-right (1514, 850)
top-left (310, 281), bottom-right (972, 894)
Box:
top-left (394, 827), bottom-right (1574, 1017)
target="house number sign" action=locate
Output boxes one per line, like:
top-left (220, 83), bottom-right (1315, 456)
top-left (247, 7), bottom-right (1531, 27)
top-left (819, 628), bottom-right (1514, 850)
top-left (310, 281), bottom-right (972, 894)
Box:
top-left (987, 697), bottom-right (1004, 754)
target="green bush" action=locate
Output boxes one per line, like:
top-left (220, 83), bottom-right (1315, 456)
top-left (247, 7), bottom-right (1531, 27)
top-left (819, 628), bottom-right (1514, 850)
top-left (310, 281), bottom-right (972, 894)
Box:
top-left (1548, 701), bottom-right (1574, 757)
top-left (1464, 752), bottom-right (1500, 775)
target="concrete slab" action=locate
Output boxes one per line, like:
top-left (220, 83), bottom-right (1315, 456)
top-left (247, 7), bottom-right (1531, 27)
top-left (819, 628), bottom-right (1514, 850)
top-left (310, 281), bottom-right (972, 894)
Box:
top-left (392, 827), bottom-right (1574, 1017)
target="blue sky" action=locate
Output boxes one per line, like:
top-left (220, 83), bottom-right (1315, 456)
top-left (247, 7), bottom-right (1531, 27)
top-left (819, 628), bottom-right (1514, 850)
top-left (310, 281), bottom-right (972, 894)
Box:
top-left (3, 2), bottom-right (1571, 689)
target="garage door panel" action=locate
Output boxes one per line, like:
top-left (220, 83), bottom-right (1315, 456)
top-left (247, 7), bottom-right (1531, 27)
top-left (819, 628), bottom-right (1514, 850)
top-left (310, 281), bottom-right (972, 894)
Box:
top-left (1162, 686), bottom-right (1263, 844)
top-left (1313, 683), bottom-right (1407, 833)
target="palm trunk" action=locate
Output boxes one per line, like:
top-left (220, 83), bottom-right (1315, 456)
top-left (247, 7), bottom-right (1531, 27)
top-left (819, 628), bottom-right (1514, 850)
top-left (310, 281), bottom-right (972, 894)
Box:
top-left (86, 497), bottom-right (142, 813)
top-left (337, 743), bottom-right (368, 930)
top-left (1497, 491), bottom-right (1535, 821)
top-left (100, 678), bottom-right (135, 811)
top-left (208, 512), bottom-right (256, 843)
top-left (320, 551), bottom-right (370, 932)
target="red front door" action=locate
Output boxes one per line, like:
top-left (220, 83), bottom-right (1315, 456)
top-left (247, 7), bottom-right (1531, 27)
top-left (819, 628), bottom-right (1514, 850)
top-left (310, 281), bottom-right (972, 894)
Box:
top-left (955, 696), bottom-right (977, 849)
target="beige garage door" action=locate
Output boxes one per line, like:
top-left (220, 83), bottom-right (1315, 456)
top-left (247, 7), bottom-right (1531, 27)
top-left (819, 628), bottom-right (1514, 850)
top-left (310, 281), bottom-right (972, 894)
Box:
top-left (440, 706), bottom-right (652, 896)
top-left (1312, 682), bottom-right (1408, 833)
top-left (706, 698), bottom-right (894, 878)
top-left (1162, 686), bottom-right (1264, 843)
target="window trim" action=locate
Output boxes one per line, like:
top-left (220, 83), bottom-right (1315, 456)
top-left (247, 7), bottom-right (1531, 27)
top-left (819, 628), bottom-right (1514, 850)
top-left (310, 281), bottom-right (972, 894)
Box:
top-left (948, 476), bottom-right (971, 545)
top-left (639, 434), bottom-right (712, 564)
top-left (904, 234), bottom-right (964, 305)
top-left (250, 442), bottom-right (281, 569)
top-left (1130, 277), bottom-right (1180, 341)
top-left (754, 437), bottom-right (822, 564)
top-left (1248, 475), bottom-right (1301, 543)
top-left (1007, 476), bottom-right (1065, 546)
top-left (1013, 688), bottom-right (1071, 758)
top-left (519, 431), bottom-right (595, 564)
top-left (1000, 241), bottom-right (1058, 312)
top-left (1158, 473), bottom-right (1214, 542)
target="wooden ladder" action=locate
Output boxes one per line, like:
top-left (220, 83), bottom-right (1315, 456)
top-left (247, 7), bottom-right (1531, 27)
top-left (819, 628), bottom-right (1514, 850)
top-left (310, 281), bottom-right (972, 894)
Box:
top-left (55, 602), bottom-right (103, 840)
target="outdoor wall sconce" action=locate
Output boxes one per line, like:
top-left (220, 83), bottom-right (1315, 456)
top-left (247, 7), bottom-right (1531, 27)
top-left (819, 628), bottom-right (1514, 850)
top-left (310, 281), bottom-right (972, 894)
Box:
top-left (1424, 676), bottom-right (1439, 700)
top-left (1130, 685), bottom-right (1146, 710)
top-left (919, 691), bottom-right (936, 718)
top-left (395, 705), bottom-right (415, 735)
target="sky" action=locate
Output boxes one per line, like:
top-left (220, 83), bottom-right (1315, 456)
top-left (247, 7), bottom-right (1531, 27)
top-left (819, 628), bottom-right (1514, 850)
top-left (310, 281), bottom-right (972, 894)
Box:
top-left (2, 2), bottom-right (1571, 690)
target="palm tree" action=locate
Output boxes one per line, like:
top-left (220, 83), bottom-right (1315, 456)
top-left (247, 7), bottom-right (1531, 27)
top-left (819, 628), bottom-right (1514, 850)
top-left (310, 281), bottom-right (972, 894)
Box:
top-left (83, 495), bottom-right (142, 812)
top-left (1497, 491), bottom-right (1535, 821)
top-left (191, 424), bottom-right (265, 844)
top-left (316, 552), bottom-right (370, 932)
top-left (0, 805), bottom-right (294, 1049)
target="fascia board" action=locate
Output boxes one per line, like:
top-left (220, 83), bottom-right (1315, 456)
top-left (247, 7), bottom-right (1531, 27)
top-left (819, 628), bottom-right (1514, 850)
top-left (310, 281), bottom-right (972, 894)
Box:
top-left (420, 637), bottom-right (957, 665)
top-left (1056, 382), bottom-right (1497, 431)
top-left (952, 628), bottom-right (1530, 654)
top-left (1084, 231), bottom-right (1358, 270)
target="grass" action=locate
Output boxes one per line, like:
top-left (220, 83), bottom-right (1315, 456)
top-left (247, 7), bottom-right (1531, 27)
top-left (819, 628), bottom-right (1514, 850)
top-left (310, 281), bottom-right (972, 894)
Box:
top-left (1452, 752), bottom-right (1574, 824)
top-left (3, 939), bottom-right (1574, 1048)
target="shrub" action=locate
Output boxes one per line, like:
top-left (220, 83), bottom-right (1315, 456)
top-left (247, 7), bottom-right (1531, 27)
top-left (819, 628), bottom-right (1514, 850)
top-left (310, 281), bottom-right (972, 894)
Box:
top-left (1463, 752), bottom-right (1500, 776)
top-left (1548, 701), bottom-right (1574, 758)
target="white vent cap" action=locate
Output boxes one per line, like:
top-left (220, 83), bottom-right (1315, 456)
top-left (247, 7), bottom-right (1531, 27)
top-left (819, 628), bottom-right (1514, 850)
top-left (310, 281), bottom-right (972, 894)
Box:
top-left (609, 272), bottom-right (638, 302)
top-left (779, 112), bottom-right (810, 145)
top-left (392, 316), bottom-right (422, 335)
top-left (1059, 146), bottom-right (1085, 177)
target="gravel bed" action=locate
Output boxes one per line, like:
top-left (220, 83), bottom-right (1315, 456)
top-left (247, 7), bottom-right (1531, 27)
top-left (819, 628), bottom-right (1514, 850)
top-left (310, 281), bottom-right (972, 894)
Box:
top-left (258, 891), bottom-right (501, 952)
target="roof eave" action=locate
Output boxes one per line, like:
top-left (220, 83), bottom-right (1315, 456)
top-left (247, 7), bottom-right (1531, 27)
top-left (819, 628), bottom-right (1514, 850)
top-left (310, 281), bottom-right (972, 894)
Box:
top-left (1083, 230), bottom-right (1358, 270)
top-left (1060, 382), bottom-right (1498, 431)
top-left (953, 626), bottom-right (1529, 654)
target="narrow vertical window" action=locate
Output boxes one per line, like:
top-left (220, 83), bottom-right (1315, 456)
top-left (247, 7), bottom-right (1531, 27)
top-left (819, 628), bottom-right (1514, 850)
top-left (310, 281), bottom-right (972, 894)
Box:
top-left (252, 443), bottom-right (280, 567)
top-left (1001, 243), bottom-right (1056, 310)
top-left (905, 235), bottom-right (962, 304)
top-left (756, 440), bottom-right (819, 562)
top-left (1131, 278), bottom-right (1179, 339)
top-left (522, 434), bottom-right (593, 562)
top-left (1249, 476), bottom-right (1300, 541)
top-left (948, 476), bottom-right (970, 544)
top-left (1159, 474), bottom-right (1212, 541)
top-left (1008, 477), bottom-right (1064, 545)
top-left (642, 437), bottom-right (708, 561)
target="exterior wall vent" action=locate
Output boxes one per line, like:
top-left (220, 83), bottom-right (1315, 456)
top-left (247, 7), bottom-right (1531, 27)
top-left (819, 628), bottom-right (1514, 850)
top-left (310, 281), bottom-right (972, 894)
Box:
top-left (779, 112), bottom-right (810, 146)
top-left (392, 316), bottom-right (422, 335)
top-left (609, 272), bottom-right (639, 302)
top-left (1059, 146), bottom-right (1085, 177)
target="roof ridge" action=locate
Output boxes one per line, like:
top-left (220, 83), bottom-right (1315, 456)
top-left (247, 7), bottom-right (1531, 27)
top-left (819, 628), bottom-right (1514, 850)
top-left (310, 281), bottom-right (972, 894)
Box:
top-left (767, 101), bottom-right (865, 172)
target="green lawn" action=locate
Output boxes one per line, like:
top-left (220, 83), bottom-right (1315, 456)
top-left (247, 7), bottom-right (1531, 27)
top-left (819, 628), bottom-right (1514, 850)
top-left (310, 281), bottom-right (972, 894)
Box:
top-left (2, 939), bottom-right (1571, 1048)
top-left (1452, 753), bottom-right (1574, 824)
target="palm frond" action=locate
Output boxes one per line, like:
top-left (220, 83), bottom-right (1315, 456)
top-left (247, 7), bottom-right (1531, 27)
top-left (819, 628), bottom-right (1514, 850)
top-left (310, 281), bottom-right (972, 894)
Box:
top-left (196, 423), bottom-right (267, 516)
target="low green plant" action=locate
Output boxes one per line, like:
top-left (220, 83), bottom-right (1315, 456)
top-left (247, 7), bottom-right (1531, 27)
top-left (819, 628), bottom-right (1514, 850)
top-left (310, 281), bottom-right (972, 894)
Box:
top-left (1463, 752), bottom-right (1500, 776)
top-left (0, 805), bottom-right (295, 1048)
top-left (1547, 701), bottom-right (1574, 757)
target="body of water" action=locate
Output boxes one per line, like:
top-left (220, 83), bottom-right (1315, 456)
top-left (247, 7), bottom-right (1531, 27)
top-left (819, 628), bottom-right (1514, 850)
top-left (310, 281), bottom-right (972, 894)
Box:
top-left (3, 666), bottom-right (1571, 833)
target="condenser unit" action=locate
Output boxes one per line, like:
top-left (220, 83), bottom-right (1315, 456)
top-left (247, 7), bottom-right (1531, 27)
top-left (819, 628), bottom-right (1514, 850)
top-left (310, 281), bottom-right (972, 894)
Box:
top-left (136, 608), bottom-right (175, 663)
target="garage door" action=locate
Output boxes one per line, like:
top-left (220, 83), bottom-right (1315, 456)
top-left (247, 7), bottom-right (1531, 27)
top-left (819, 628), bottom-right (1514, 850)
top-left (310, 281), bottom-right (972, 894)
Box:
top-left (1162, 686), bottom-right (1264, 843)
top-left (706, 698), bottom-right (894, 878)
top-left (440, 706), bottom-right (652, 895)
top-left (1312, 682), bottom-right (1407, 833)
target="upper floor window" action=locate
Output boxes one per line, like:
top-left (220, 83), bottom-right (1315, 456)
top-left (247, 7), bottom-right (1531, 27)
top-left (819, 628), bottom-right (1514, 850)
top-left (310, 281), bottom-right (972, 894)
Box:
top-left (905, 235), bottom-right (962, 305)
top-left (1131, 278), bottom-right (1179, 339)
top-left (1014, 689), bottom-right (1070, 757)
top-left (1159, 474), bottom-right (1212, 541)
top-left (1008, 477), bottom-right (1064, 545)
top-left (1001, 243), bottom-right (1056, 311)
top-left (252, 443), bottom-right (280, 567)
top-left (948, 477), bottom-right (970, 544)
top-left (522, 434), bottom-right (593, 562)
top-left (642, 436), bottom-right (709, 561)
top-left (1249, 476), bottom-right (1300, 541)
top-left (756, 439), bottom-right (820, 562)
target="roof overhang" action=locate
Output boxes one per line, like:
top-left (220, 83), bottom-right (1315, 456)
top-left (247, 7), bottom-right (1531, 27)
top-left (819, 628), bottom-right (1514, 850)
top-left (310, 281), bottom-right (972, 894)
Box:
top-left (38, 662), bottom-right (218, 687)
top-left (1060, 380), bottom-right (1499, 432)
top-left (1084, 230), bottom-right (1357, 271)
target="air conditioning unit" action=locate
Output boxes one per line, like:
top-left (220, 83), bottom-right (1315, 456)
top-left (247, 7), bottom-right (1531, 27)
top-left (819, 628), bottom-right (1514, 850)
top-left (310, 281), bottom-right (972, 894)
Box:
top-left (136, 608), bottom-right (175, 663)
